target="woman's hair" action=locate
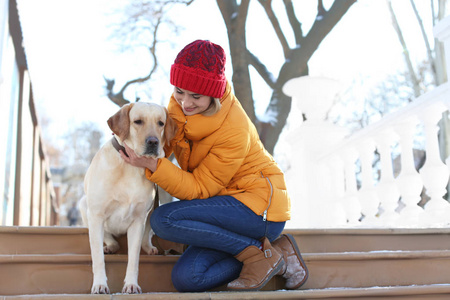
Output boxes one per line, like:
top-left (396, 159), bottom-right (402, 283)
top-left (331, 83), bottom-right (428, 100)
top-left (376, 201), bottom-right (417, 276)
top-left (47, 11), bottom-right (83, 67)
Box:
top-left (202, 97), bottom-right (221, 116)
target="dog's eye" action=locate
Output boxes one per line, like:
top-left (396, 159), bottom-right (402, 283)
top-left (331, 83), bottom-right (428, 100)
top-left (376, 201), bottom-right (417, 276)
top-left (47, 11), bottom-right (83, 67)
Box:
top-left (158, 121), bottom-right (164, 127)
top-left (134, 120), bottom-right (143, 125)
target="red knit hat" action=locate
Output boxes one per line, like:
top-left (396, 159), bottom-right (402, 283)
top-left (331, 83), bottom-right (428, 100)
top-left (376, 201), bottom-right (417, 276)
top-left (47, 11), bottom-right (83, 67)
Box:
top-left (170, 40), bottom-right (227, 98)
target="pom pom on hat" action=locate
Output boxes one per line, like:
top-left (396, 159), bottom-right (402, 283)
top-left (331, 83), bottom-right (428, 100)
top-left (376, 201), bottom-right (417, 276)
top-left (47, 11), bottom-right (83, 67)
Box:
top-left (170, 40), bottom-right (226, 98)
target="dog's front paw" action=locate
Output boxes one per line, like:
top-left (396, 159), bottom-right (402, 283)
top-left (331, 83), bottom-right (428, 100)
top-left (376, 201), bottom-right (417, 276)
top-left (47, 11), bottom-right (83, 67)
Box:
top-left (142, 239), bottom-right (158, 255)
top-left (122, 283), bottom-right (142, 294)
top-left (142, 243), bottom-right (159, 255)
top-left (103, 243), bottom-right (120, 254)
top-left (91, 284), bottom-right (110, 294)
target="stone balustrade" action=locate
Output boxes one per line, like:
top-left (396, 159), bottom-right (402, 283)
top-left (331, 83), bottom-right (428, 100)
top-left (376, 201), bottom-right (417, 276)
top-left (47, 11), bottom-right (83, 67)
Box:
top-left (282, 16), bottom-right (450, 228)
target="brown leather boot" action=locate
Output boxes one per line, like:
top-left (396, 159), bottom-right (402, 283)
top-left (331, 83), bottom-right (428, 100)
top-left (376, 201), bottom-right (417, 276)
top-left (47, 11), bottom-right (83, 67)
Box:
top-left (227, 237), bottom-right (284, 291)
top-left (273, 234), bottom-right (308, 289)
top-left (151, 235), bottom-right (186, 255)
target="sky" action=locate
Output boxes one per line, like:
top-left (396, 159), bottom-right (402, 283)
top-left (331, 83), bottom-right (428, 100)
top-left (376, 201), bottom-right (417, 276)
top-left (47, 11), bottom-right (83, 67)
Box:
top-left (13, 0), bottom-right (446, 228)
top-left (16, 0), bottom-right (438, 150)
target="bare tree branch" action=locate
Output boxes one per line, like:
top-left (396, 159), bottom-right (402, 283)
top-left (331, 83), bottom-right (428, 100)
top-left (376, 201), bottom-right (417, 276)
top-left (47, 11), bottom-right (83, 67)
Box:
top-left (283, 0), bottom-right (303, 45)
top-left (317, 0), bottom-right (326, 17)
top-left (387, 0), bottom-right (421, 97)
top-left (119, 16), bottom-right (161, 100)
top-left (247, 49), bottom-right (276, 88)
top-left (294, 0), bottom-right (355, 61)
top-left (217, 0), bottom-right (250, 32)
top-left (237, 0), bottom-right (251, 27)
top-left (104, 77), bottom-right (129, 107)
top-left (105, 0), bottom-right (192, 107)
top-left (217, 0), bottom-right (256, 121)
top-left (410, 0), bottom-right (437, 85)
top-left (216, 0), bottom-right (236, 28)
top-left (104, 28), bottom-right (159, 107)
top-left (258, 0), bottom-right (290, 58)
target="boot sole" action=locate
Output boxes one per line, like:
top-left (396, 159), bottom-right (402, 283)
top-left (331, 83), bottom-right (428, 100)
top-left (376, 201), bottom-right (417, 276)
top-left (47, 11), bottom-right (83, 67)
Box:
top-left (284, 233), bottom-right (309, 289)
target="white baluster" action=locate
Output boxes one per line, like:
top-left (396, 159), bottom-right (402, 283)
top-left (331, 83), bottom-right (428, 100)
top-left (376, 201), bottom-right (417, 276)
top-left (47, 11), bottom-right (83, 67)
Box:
top-left (445, 101), bottom-right (450, 202)
top-left (447, 156), bottom-right (450, 181)
top-left (374, 130), bottom-right (400, 226)
top-left (394, 118), bottom-right (425, 226)
top-left (282, 76), bottom-right (346, 228)
top-left (356, 139), bottom-right (380, 225)
top-left (419, 105), bottom-right (450, 224)
top-left (324, 154), bottom-right (347, 226)
top-left (341, 148), bottom-right (362, 225)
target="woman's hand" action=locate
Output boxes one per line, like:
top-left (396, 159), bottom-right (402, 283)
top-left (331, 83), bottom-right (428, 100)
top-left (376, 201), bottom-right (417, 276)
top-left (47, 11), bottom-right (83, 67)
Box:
top-left (120, 142), bottom-right (158, 172)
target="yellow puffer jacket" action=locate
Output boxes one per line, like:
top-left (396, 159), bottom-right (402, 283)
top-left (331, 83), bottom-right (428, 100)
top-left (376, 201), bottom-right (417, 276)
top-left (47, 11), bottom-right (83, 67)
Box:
top-left (146, 83), bottom-right (291, 222)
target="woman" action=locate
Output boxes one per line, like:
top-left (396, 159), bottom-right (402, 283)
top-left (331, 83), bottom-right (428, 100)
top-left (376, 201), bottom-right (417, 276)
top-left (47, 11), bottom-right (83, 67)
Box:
top-left (120, 40), bottom-right (308, 292)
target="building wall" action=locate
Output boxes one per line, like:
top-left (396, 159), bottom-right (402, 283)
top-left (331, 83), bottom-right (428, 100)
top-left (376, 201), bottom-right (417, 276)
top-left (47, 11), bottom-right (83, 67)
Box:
top-left (0, 0), bottom-right (57, 226)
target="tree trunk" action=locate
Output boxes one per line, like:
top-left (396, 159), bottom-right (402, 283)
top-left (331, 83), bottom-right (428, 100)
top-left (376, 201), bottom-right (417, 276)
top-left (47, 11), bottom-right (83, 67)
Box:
top-left (216, 0), bottom-right (256, 123)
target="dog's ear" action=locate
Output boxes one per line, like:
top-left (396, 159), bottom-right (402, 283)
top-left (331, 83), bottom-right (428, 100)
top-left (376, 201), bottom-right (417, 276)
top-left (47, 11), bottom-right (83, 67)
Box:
top-left (107, 103), bottom-right (134, 141)
top-left (163, 107), bottom-right (178, 147)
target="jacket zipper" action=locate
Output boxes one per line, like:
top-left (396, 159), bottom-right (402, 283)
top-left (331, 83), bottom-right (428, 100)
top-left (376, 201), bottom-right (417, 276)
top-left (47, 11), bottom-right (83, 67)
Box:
top-left (261, 172), bottom-right (273, 221)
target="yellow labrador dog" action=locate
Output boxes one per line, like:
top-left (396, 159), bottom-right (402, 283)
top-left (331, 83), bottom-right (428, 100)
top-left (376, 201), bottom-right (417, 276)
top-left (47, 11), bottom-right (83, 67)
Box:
top-left (79, 102), bottom-right (177, 294)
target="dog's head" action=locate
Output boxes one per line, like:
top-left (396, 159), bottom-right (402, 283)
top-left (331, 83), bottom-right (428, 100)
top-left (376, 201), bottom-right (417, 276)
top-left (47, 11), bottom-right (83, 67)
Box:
top-left (107, 102), bottom-right (178, 158)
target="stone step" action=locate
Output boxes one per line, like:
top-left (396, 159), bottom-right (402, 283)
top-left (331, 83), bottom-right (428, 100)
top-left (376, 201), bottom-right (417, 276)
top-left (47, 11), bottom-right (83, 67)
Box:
top-left (3, 226), bottom-right (450, 255)
top-left (2, 250), bottom-right (450, 295)
top-left (302, 250), bottom-right (450, 290)
top-left (0, 226), bottom-right (91, 255)
top-left (0, 253), bottom-right (282, 295)
top-left (285, 228), bottom-right (450, 253)
top-left (3, 284), bottom-right (450, 299)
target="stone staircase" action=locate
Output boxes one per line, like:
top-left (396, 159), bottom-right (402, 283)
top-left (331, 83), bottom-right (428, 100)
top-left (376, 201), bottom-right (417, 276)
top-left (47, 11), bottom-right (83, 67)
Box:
top-left (1, 226), bottom-right (450, 299)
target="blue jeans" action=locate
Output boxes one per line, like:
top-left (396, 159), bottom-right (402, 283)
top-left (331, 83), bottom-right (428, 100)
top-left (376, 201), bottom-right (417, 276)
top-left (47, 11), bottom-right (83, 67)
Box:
top-left (150, 195), bottom-right (285, 292)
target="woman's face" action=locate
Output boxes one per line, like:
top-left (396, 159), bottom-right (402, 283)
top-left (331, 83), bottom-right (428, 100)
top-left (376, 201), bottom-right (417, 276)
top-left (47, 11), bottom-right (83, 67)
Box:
top-left (174, 87), bottom-right (212, 116)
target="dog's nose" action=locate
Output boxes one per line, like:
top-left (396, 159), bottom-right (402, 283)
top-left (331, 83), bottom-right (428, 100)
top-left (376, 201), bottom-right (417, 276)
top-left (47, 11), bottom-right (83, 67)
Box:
top-left (146, 136), bottom-right (159, 147)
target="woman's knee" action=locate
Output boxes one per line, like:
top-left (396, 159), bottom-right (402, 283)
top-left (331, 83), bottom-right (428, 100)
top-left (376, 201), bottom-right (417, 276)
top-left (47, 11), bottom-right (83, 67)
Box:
top-left (171, 248), bottom-right (206, 292)
top-left (171, 247), bottom-right (241, 292)
top-left (171, 259), bottom-right (200, 292)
